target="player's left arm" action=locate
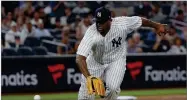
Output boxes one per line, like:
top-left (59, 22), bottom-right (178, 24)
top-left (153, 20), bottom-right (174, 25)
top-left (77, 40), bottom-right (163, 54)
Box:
top-left (123, 16), bottom-right (169, 36)
top-left (141, 17), bottom-right (169, 36)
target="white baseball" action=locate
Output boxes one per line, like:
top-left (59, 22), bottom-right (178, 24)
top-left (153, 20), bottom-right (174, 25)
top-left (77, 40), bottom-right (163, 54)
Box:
top-left (34, 95), bottom-right (41, 100)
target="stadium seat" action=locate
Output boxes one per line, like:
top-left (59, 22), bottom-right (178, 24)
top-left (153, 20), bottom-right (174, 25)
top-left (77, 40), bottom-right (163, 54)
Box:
top-left (8, 43), bottom-right (16, 48)
top-left (53, 34), bottom-right (62, 41)
top-left (41, 40), bottom-right (68, 53)
top-left (1, 32), bottom-right (5, 46)
top-left (69, 34), bottom-right (76, 40)
top-left (2, 48), bottom-right (17, 56)
top-left (181, 39), bottom-right (186, 48)
top-left (142, 47), bottom-right (153, 52)
top-left (17, 47), bottom-right (33, 56)
top-left (40, 36), bottom-right (54, 41)
top-left (32, 46), bottom-right (48, 55)
top-left (144, 40), bottom-right (156, 47)
top-left (69, 39), bottom-right (77, 48)
top-left (41, 41), bottom-right (57, 53)
top-left (24, 37), bottom-right (41, 48)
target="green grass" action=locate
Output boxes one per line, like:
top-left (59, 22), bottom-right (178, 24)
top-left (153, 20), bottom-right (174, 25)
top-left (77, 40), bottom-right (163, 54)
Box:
top-left (2, 88), bottom-right (186, 100)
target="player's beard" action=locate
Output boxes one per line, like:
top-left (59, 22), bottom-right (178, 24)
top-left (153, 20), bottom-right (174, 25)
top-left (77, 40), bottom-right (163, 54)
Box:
top-left (97, 27), bottom-right (106, 36)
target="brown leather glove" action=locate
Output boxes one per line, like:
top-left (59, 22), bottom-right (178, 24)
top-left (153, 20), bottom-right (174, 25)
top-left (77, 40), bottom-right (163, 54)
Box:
top-left (86, 76), bottom-right (105, 97)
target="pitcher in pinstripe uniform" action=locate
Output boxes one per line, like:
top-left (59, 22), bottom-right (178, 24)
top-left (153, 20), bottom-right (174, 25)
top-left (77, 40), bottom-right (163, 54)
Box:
top-left (76, 7), bottom-right (169, 100)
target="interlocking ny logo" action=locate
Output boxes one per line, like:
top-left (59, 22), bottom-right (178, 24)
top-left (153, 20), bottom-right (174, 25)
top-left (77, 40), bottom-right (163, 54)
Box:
top-left (112, 37), bottom-right (122, 47)
top-left (127, 61), bottom-right (143, 80)
top-left (97, 12), bottom-right (101, 17)
top-left (48, 64), bottom-right (65, 84)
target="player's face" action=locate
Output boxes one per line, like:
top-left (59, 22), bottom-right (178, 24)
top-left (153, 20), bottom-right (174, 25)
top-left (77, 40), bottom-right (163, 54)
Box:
top-left (96, 20), bottom-right (111, 35)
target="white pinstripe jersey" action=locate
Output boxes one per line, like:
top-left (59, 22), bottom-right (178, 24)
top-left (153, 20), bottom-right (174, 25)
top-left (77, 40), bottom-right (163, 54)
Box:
top-left (77, 16), bottom-right (142, 64)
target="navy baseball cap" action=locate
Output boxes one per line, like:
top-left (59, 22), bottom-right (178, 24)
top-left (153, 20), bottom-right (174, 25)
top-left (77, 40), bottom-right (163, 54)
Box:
top-left (94, 7), bottom-right (111, 24)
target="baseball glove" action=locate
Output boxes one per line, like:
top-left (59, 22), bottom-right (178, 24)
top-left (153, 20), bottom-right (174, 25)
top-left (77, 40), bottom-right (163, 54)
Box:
top-left (86, 76), bottom-right (105, 97)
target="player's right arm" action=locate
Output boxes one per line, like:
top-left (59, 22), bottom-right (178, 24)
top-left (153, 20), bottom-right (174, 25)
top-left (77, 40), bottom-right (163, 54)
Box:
top-left (76, 55), bottom-right (91, 78)
top-left (76, 26), bottom-right (106, 97)
top-left (75, 27), bottom-right (94, 78)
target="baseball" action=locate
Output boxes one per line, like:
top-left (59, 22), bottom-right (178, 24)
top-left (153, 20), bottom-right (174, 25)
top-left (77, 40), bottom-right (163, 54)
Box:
top-left (34, 95), bottom-right (41, 100)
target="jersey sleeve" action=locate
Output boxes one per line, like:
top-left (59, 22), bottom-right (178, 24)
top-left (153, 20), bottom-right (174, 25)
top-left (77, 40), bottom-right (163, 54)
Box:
top-left (76, 27), bottom-right (94, 57)
top-left (117, 16), bottom-right (142, 33)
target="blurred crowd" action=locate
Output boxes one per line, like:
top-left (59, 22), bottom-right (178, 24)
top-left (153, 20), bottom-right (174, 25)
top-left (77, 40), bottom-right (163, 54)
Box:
top-left (1, 1), bottom-right (187, 56)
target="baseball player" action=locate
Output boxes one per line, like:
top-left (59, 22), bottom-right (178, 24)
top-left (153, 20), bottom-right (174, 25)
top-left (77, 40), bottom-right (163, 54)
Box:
top-left (76, 7), bottom-right (168, 100)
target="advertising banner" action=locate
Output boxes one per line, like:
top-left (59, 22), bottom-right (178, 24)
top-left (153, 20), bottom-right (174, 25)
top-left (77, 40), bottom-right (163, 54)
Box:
top-left (2, 55), bottom-right (186, 93)
top-left (121, 55), bottom-right (186, 89)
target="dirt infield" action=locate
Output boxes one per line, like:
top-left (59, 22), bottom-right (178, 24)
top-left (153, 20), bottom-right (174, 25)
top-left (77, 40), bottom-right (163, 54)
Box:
top-left (138, 95), bottom-right (186, 100)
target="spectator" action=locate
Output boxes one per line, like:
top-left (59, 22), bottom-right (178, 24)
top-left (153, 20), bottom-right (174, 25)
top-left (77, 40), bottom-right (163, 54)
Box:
top-left (111, 10), bottom-right (116, 17)
top-left (50, 17), bottom-right (63, 39)
top-left (35, 21), bottom-right (51, 38)
top-left (2, 1), bottom-right (19, 14)
top-left (64, 1), bottom-right (77, 8)
top-left (61, 26), bottom-right (71, 43)
top-left (72, 1), bottom-right (90, 16)
top-left (165, 26), bottom-right (179, 45)
top-left (180, 27), bottom-right (187, 41)
top-left (161, 1), bottom-right (172, 16)
top-left (58, 26), bottom-right (75, 54)
top-left (2, 17), bottom-right (9, 33)
top-left (2, 6), bottom-right (6, 17)
top-left (181, 2), bottom-right (187, 22)
top-left (5, 22), bottom-right (21, 48)
top-left (127, 38), bottom-right (143, 53)
top-left (169, 1), bottom-right (182, 18)
top-left (44, 3), bottom-right (52, 15)
top-left (175, 9), bottom-right (185, 22)
top-left (20, 22), bottom-right (36, 44)
top-left (76, 13), bottom-right (92, 41)
top-left (36, 6), bottom-right (46, 19)
top-left (6, 12), bottom-right (15, 29)
top-left (132, 33), bottom-right (147, 48)
top-left (2, 1), bottom-right (187, 54)
top-left (170, 1), bottom-right (187, 19)
top-left (121, 9), bottom-right (127, 16)
top-left (51, 1), bottom-right (66, 18)
top-left (70, 15), bottom-right (82, 31)
top-left (168, 37), bottom-right (186, 53)
top-left (16, 16), bottom-right (25, 32)
top-left (14, 7), bottom-right (20, 19)
top-left (65, 7), bottom-right (76, 25)
top-left (147, 29), bottom-right (157, 41)
top-left (15, 8), bottom-right (25, 20)
top-left (134, 1), bottom-right (152, 18)
top-left (23, 1), bottom-right (35, 17)
top-left (31, 12), bottom-right (43, 27)
top-left (36, 6), bottom-right (50, 29)
top-left (152, 36), bottom-right (171, 52)
top-left (150, 2), bottom-right (167, 22)
top-left (181, 2), bottom-right (187, 14)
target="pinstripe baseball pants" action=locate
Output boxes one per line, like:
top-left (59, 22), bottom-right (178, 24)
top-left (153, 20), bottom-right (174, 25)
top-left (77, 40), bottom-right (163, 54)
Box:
top-left (78, 57), bottom-right (126, 100)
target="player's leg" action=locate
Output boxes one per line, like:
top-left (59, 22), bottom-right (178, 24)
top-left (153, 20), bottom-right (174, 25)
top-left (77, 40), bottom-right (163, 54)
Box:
top-left (78, 74), bottom-right (95, 100)
top-left (78, 57), bottom-right (105, 100)
top-left (104, 58), bottom-right (126, 100)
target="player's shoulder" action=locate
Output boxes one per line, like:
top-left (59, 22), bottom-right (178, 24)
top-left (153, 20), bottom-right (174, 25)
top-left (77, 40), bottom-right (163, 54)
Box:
top-left (88, 23), bottom-right (96, 30)
top-left (112, 16), bottom-right (141, 26)
top-left (112, 16), bottom-right (140, 22)
top-left (86, 23), bottom-right (97, 32)
top-left (84, 23), bottom-right (97, 36)
top-left (111, 16), bottom-right (128, 27)
top-left (112, 16), bottom-right (127, 21)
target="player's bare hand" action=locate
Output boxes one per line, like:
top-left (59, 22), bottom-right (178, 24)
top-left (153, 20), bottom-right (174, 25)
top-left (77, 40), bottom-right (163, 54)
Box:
top-left (155, 24), bottom-right (169, 36)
